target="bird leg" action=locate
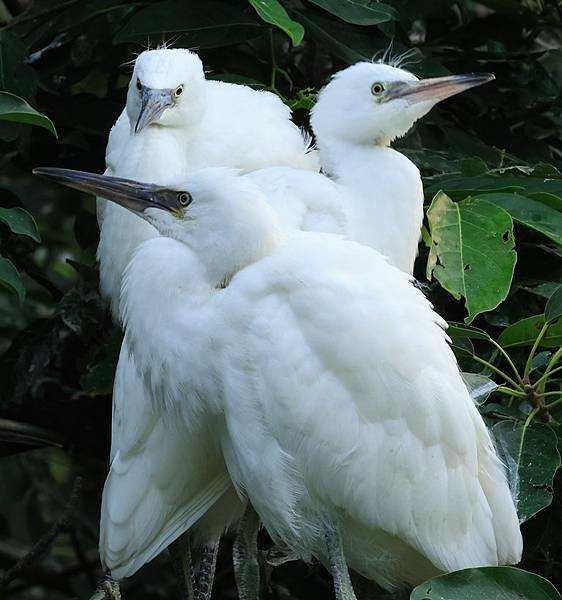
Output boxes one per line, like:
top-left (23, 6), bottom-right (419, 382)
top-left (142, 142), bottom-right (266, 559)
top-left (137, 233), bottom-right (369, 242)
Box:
top-left (232, 504), bottom-right (261, 600)
top-left (324, 519), bottom-right (357, 600)
top-left (169, 533), bottom-right (195, 600)
top-left (193, 542), bottom-right (219, 600)
top-left (89, 574), bottom-right (121, 600)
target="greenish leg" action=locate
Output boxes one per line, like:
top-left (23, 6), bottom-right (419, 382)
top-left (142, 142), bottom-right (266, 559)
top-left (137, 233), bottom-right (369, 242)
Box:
top-left (324, 520), bottom-right (357, 600)
top-left (193, 542), bottom-right (219, 600)
top-left (89, 574), bottom-right (121, 600)
top-left (169, 532), bottom-right (195, 600)
top-left (232, 505), bottom-right (261, 600)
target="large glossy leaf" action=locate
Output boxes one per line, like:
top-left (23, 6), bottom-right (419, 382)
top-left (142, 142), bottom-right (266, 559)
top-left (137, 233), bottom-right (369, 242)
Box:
top-left (446, 322), bottom-right (491, 341)
top-left (307, 0), bottom-right (399, 25)
top-left (0, 92), bottom-right (56, 137)
top-left (493, 421), bottom-right (561, 523)
top-left (0, 256), bottom-right (25, 304)
top-left (498, 315), bottom-right (562, 348)
top-left (545, 285), bottom-right (562, 323)
top-left (425, 174), bottom-right (562, 201)
top-left (116, 1), bottom-right (264, 48)
top-left (411, 567), bottom-right (562, 600)
top-left (0, 207), bottom-right (41, 242)
top-left (529, 192), bottom-right (562, 211)
top-left (294, 8), bottom-right (383, 63)
top-left (426, 193), bottom-right (516, 324)
top-left (248, 0), bottom-right (304, 45)
top-left (474, 193), bottom-right (562, 245)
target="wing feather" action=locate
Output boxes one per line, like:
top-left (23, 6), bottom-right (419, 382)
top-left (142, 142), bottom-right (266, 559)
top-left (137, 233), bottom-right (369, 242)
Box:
top-left (100, 341), bottom-right (235, 579)
top-left (220, 237), bottom-right (521, 585)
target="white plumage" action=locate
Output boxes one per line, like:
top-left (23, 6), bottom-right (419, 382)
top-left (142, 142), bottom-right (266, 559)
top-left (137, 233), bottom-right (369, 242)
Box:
top-left (99, 47), bottom-right (317, 320)
top-left (97, 48), bottom-right (317, 579)
top-left (247, 63), bottom-right (493, 274)
top-left (109, 168), bottom-right (522, 591)
top-left (84, 49), bottom-right (506, 589)
top-left (37, 166), bottom-right (522, 593)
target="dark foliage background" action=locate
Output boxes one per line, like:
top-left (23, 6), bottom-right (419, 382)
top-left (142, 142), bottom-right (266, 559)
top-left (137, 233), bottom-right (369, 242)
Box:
top-left (0, 0), bottom-right (561, 599)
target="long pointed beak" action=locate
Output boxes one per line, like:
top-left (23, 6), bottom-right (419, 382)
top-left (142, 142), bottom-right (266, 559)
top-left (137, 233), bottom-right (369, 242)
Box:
top-left (135, 87), bottom-right (175, 134)
top-left (32, 167), bottom-right (178, 214)
top-left (388, 73), bottom-right (495, 104)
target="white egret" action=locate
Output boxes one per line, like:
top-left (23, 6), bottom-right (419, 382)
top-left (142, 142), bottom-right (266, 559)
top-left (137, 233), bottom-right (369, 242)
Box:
top-left (35, 167), bottom-right (523, 599)
top-left (100, 47), bottom-right (318, 320)
top-left (97, 58), bottom-right (494, 596)
top-left (248, 62), bottom-right (493, 274)
top-left (96, 47), bottom-right (317, 597)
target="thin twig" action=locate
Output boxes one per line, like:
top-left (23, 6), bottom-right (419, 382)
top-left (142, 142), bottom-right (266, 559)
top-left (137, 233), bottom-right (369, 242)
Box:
top-left (0, 477), bottom-right (82, 590)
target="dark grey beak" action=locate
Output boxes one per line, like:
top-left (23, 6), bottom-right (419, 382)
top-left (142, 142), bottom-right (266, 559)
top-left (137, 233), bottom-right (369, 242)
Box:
top-left (32, 167), bottom-right (179, 214)
top-left (387, 73), bottom-right (495, 104)
top-left (135, 87), bottom-right (175, 134)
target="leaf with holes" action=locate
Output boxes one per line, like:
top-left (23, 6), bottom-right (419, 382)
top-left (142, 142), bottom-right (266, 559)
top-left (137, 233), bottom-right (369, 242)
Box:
top-left (0, 256), bottom-right (25, 304)
top-left (492, 421), bottom-right (560, 523)
top-left (410, 567), bottom-right (562, 600)
top-left (474, 193), bottom-right (562, 246)
top-left (248, 0), bottom-right (304, 45)
top-left (0, 92), bottom-right (56, 137)
top-left (426, 193), bottom-right (516, 324)
top-left (0, 207), bottom-right (41, 242)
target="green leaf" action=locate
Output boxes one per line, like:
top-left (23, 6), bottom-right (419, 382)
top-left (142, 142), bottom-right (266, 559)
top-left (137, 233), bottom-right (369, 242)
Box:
top-left (474, 193), bottom-right (562, 245)
top-left (460, 157), bottom-right (489, 177)
top-left (498, 315), bottom-right (562, 348)
top-left (528, 192), bottom-right (562, 211)
top-left (545, 285), bottom-right (562, 323)
top-left (411, 567), bottom-right (562, 600)
top-left (493, 421), bottom-right (561, 522)
top-left (425, 174), bottom-right (562, 201)
top-left (447, 322), bottom-right (491, 341)
top-left (426, 193), bottom-right (517, 324)
top-left (0, 207), bottom-right (41, 242)
top-left (116, 1), bottom-right (264, 48)
top-left (307, 0), bottom-right (399, 26)
top-left (248, 0), bottom-right (304, 45)
top-left (0, 92), bottom-right (57, 137)
top-left (0, 256), bottom-right (25, 304)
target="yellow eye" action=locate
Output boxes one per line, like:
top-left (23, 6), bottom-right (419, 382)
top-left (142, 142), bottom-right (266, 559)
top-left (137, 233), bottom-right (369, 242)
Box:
top-left (177, 191), bottom-right (192, 207)
top-left (371, 82), bottom-right (385, 95)
top-left (174, 85), bottom-right (184, 97)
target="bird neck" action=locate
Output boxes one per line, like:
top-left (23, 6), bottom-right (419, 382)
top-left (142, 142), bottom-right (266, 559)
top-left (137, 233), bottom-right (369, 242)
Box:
top-left (317, 139), bottom-right (424, 274)
top-left (120, 237), bottom-right (221, 419)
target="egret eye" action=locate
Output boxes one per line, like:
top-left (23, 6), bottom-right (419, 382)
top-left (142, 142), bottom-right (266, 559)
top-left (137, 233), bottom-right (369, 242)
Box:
top-left (136, 79), bottom-right (142, 91)
top-left (174, 85), bottom-right (184, 97)
top-left (371, 82), bottom-right (385, 96)
top-left (177, 191), bottom-right (192, 207)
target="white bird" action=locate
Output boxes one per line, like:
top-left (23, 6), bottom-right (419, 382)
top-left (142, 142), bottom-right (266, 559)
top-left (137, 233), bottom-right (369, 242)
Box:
top-left (36, 167), bottom-right (523, 598)
top-left (96, 57), bottom-right (494, 594)
top-left (248, 62), bottom-right (493, 274)
top-left (95, 47), bottom-right (317, 595)
top-left (100, 47), bottom-right (318, 320)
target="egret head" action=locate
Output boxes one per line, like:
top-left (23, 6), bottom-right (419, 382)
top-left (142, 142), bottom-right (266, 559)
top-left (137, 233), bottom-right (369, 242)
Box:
top-left (33, 167), bottom-right (280, 285)
top-left (127, 48), bottom-right (206, 134)
top-left (311, 62), bottom-right (494, 147)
